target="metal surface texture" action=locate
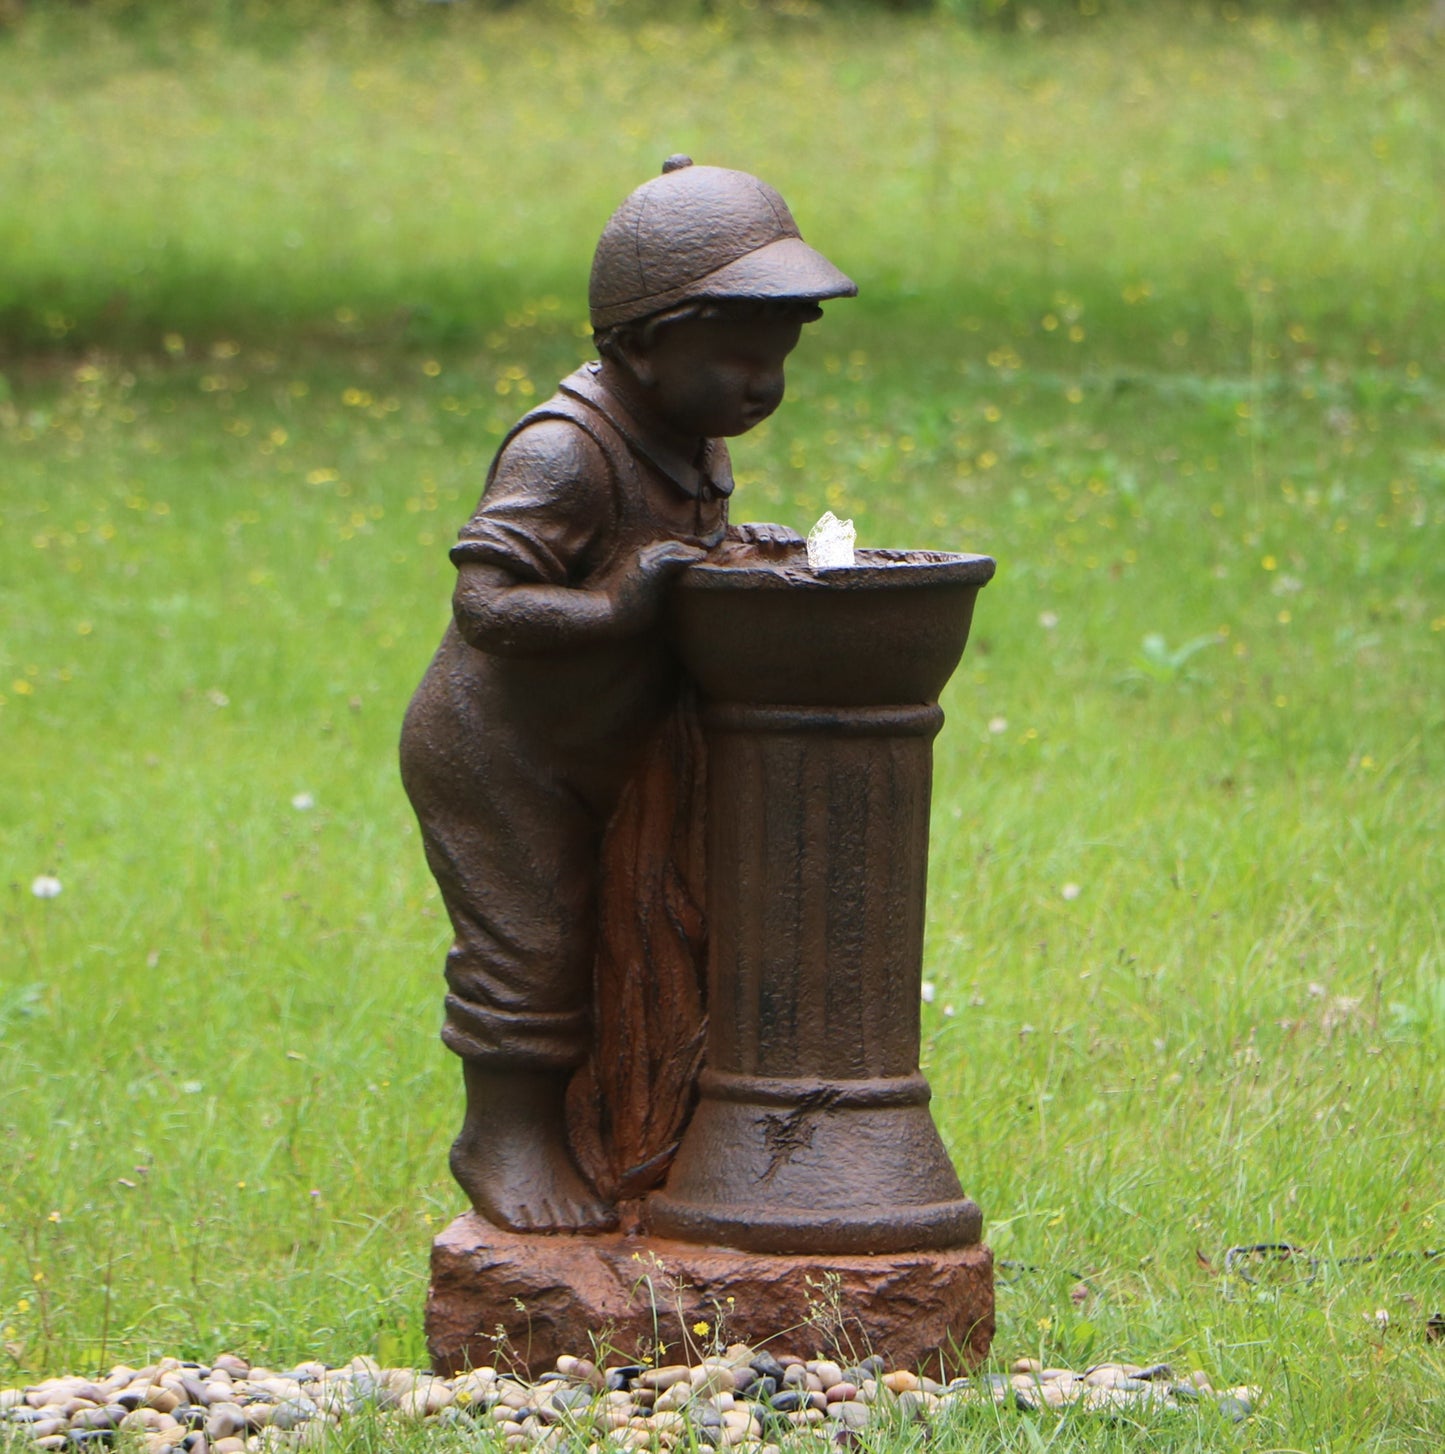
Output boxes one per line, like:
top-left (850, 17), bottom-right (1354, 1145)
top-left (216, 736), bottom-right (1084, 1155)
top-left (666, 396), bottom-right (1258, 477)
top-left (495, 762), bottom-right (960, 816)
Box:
top-left (399, 160), bottom-right (859, 1236)
top-left (589, 158), bottom-right (857, 329)
top-left (649, 547), bottom-right (994, 1254)
top-left (402, 156), bottom-right (996, 1270)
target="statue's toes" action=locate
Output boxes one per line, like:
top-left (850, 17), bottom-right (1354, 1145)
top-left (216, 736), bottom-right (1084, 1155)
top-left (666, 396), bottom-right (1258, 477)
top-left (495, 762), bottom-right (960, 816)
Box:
top-left (474, 1178), bottom-right (615, 1234)
top-left (569, 1195), bottom-right (618, 1233)
top-left (499, 1199), bottom-right (538, 1234)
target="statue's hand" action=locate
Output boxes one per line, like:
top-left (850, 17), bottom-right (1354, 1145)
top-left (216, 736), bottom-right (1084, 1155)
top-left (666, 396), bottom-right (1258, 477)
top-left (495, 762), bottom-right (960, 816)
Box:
top-left (638, 538), bottom-right (710, 575)
top-left (613, 539), bottom-right (707, 630)
top-left (729, 520), bottom-right (804, 549)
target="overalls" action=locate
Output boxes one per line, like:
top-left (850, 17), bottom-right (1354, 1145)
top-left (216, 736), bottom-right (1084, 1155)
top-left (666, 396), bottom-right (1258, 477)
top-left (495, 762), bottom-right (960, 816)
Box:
top-left (400, 365), bottom-right (727, 1127)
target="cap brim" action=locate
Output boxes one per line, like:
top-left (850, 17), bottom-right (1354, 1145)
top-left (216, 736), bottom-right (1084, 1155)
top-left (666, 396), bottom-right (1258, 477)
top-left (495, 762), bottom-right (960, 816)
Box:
top-left (589, 235), bottom-right (858, 327)
top-left (692, 235), bottom-right (858, 305)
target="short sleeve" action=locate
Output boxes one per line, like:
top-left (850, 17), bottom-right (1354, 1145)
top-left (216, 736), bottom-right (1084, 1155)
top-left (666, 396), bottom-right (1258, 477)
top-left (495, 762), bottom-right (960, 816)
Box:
top-left (450, 418), bottom-right (614, 586)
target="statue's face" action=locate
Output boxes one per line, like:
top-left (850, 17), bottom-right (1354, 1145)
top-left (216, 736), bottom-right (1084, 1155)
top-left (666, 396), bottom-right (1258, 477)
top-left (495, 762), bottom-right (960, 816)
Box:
top-left (639, 312), bottom-right (804, 439)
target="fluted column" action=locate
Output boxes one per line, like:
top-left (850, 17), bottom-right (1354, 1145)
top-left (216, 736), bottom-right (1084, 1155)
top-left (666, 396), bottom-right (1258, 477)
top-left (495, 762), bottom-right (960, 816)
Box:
top-left (649, 549), bottom-right (994, 1255)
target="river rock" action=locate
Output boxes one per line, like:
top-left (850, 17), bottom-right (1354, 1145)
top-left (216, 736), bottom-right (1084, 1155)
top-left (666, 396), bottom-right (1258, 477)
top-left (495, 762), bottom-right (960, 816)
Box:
top-left (71, 1405), bottom-right (123, 1430)
top-left (204, 1403), bottom-right (247, 1439)
top-left (6, 1344), bottom-right (1259, 1452)
top-left (268, 1396), bottom-right (317, 1431)
top-left (748, 1353), bottom-right (786, 1383)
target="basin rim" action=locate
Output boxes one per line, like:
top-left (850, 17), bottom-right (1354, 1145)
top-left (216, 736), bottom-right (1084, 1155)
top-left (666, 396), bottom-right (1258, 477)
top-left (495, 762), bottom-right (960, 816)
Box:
top-left (679, 548), bottom-right (996, 592)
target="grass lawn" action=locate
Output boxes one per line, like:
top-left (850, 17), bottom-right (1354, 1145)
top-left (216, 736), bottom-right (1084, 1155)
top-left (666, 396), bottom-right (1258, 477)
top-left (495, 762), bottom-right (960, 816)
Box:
top-left (1, 3), bottom-right (1442, 1449)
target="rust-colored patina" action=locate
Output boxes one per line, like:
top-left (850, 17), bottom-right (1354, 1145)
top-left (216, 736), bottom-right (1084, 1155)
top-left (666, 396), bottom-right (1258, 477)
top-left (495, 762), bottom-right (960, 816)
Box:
top-left (428, 1214), bottom-right (994, 1376)
top-left (401, 159), bottom-right (852, 1234)
top-left (407, 159), bottom-right (996, 1370)
top-left (651, 546), bottom-right (994, 1254)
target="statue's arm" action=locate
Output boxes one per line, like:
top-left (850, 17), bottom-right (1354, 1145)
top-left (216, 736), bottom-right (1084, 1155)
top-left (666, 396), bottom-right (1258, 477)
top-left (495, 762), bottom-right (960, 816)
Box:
top-left (452, 546), bottom-right (698, 657)
top-left (450, 421), bottom-right (701, 657)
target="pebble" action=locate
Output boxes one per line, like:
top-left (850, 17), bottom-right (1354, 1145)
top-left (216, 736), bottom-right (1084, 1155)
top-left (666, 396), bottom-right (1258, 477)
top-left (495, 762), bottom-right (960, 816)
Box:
top-left (748, 1352), bottom-right (786, 1383)
top-left (831, 1399), bottom-right (870, 1431)
top-left (398, 1378), bottom-right (454, 1418)
top-left (0, 1351), bottom-right (1259, 1449)
top-left (636, 1364), bottom-right (691, 1391)
top-left (689, 1362), bottom-right (739, 1399)
top-left (896, 1389), bottom-right (928, 1420)
top-left (70, 1406), bottom-right (122, 1431)
top-left (266, 1397), bottom-right (317, 1431)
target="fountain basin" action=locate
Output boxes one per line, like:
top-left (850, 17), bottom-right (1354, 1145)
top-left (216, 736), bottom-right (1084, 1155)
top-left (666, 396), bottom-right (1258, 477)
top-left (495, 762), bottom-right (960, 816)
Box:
top-left (671, 547), bottom-right (996, 708)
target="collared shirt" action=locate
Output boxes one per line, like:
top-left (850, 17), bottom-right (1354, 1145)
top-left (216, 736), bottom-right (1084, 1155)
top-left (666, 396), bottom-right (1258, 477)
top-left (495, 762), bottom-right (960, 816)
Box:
top-left (561, 362), bottom-right (735, 505)
top-left (450, 363), bottom-right (730, 587)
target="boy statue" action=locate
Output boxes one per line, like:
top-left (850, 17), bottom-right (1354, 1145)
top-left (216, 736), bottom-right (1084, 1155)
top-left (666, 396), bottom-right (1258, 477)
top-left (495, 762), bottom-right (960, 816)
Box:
top-left (400, 158), bottom-right (855, 1234)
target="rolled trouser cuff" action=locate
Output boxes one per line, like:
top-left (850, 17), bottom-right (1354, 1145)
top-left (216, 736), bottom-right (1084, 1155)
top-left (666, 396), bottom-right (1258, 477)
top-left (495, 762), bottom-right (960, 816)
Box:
top-left (441, 993), bottom-right (589, 1071)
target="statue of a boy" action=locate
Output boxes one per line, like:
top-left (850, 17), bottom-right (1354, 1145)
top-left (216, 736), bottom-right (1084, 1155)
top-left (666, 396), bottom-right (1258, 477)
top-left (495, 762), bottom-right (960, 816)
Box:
top-left (401, 158), bottom-right (855, 1233)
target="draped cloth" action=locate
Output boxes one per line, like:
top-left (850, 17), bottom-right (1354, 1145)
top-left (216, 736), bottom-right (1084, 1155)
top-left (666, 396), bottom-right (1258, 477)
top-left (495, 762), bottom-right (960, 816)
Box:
top-left (565, 693), bottom-right (708, 1204)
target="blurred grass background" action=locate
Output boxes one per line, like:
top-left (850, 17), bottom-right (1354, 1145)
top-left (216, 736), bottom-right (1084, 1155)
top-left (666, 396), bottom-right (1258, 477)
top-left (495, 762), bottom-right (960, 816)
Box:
top-left (1, 2), bottom-right (1443, 1449)
top-left (2, 0), bottom-right (1442, 363)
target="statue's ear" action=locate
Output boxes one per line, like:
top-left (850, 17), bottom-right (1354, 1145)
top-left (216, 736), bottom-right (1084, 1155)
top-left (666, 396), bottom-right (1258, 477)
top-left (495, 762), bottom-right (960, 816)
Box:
top-left (616, 333), bottom-right (657, 390)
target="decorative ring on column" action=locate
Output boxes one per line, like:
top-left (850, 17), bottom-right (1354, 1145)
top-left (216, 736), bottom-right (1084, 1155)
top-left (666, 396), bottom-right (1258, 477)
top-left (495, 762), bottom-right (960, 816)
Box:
top-left (701, 702), bottom-right (944, 738)
top-left (696, 1069), bottom-right (934, 1108)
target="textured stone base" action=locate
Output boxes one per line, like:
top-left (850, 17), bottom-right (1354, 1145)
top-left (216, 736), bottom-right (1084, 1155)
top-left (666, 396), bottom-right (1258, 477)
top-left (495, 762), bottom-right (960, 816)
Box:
top-left (426, 1213), bottom-right (993, 1378)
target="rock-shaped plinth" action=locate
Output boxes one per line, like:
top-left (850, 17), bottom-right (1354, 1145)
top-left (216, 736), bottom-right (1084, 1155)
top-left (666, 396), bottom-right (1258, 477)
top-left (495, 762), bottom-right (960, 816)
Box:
top-left (427, 1213), bottom-right (994, 1378)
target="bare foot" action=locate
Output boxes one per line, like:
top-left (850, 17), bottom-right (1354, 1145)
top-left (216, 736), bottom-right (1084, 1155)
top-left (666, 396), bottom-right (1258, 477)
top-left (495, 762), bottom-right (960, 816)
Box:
top-left (451, 1064), bottom-right (617, 1233)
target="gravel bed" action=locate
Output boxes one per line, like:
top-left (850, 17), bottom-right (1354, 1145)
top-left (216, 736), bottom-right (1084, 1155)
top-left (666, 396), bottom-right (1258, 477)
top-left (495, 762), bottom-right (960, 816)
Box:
top-left (2, 1349), bottom-right (1259, 1450)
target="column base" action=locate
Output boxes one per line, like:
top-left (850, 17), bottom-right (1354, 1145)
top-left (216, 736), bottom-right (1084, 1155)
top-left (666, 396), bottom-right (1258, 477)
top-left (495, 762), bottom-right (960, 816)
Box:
top-left (647, 1073), bottom-right (982, 1254)
top-left (426, 1212), bottom-right (994, 1379)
